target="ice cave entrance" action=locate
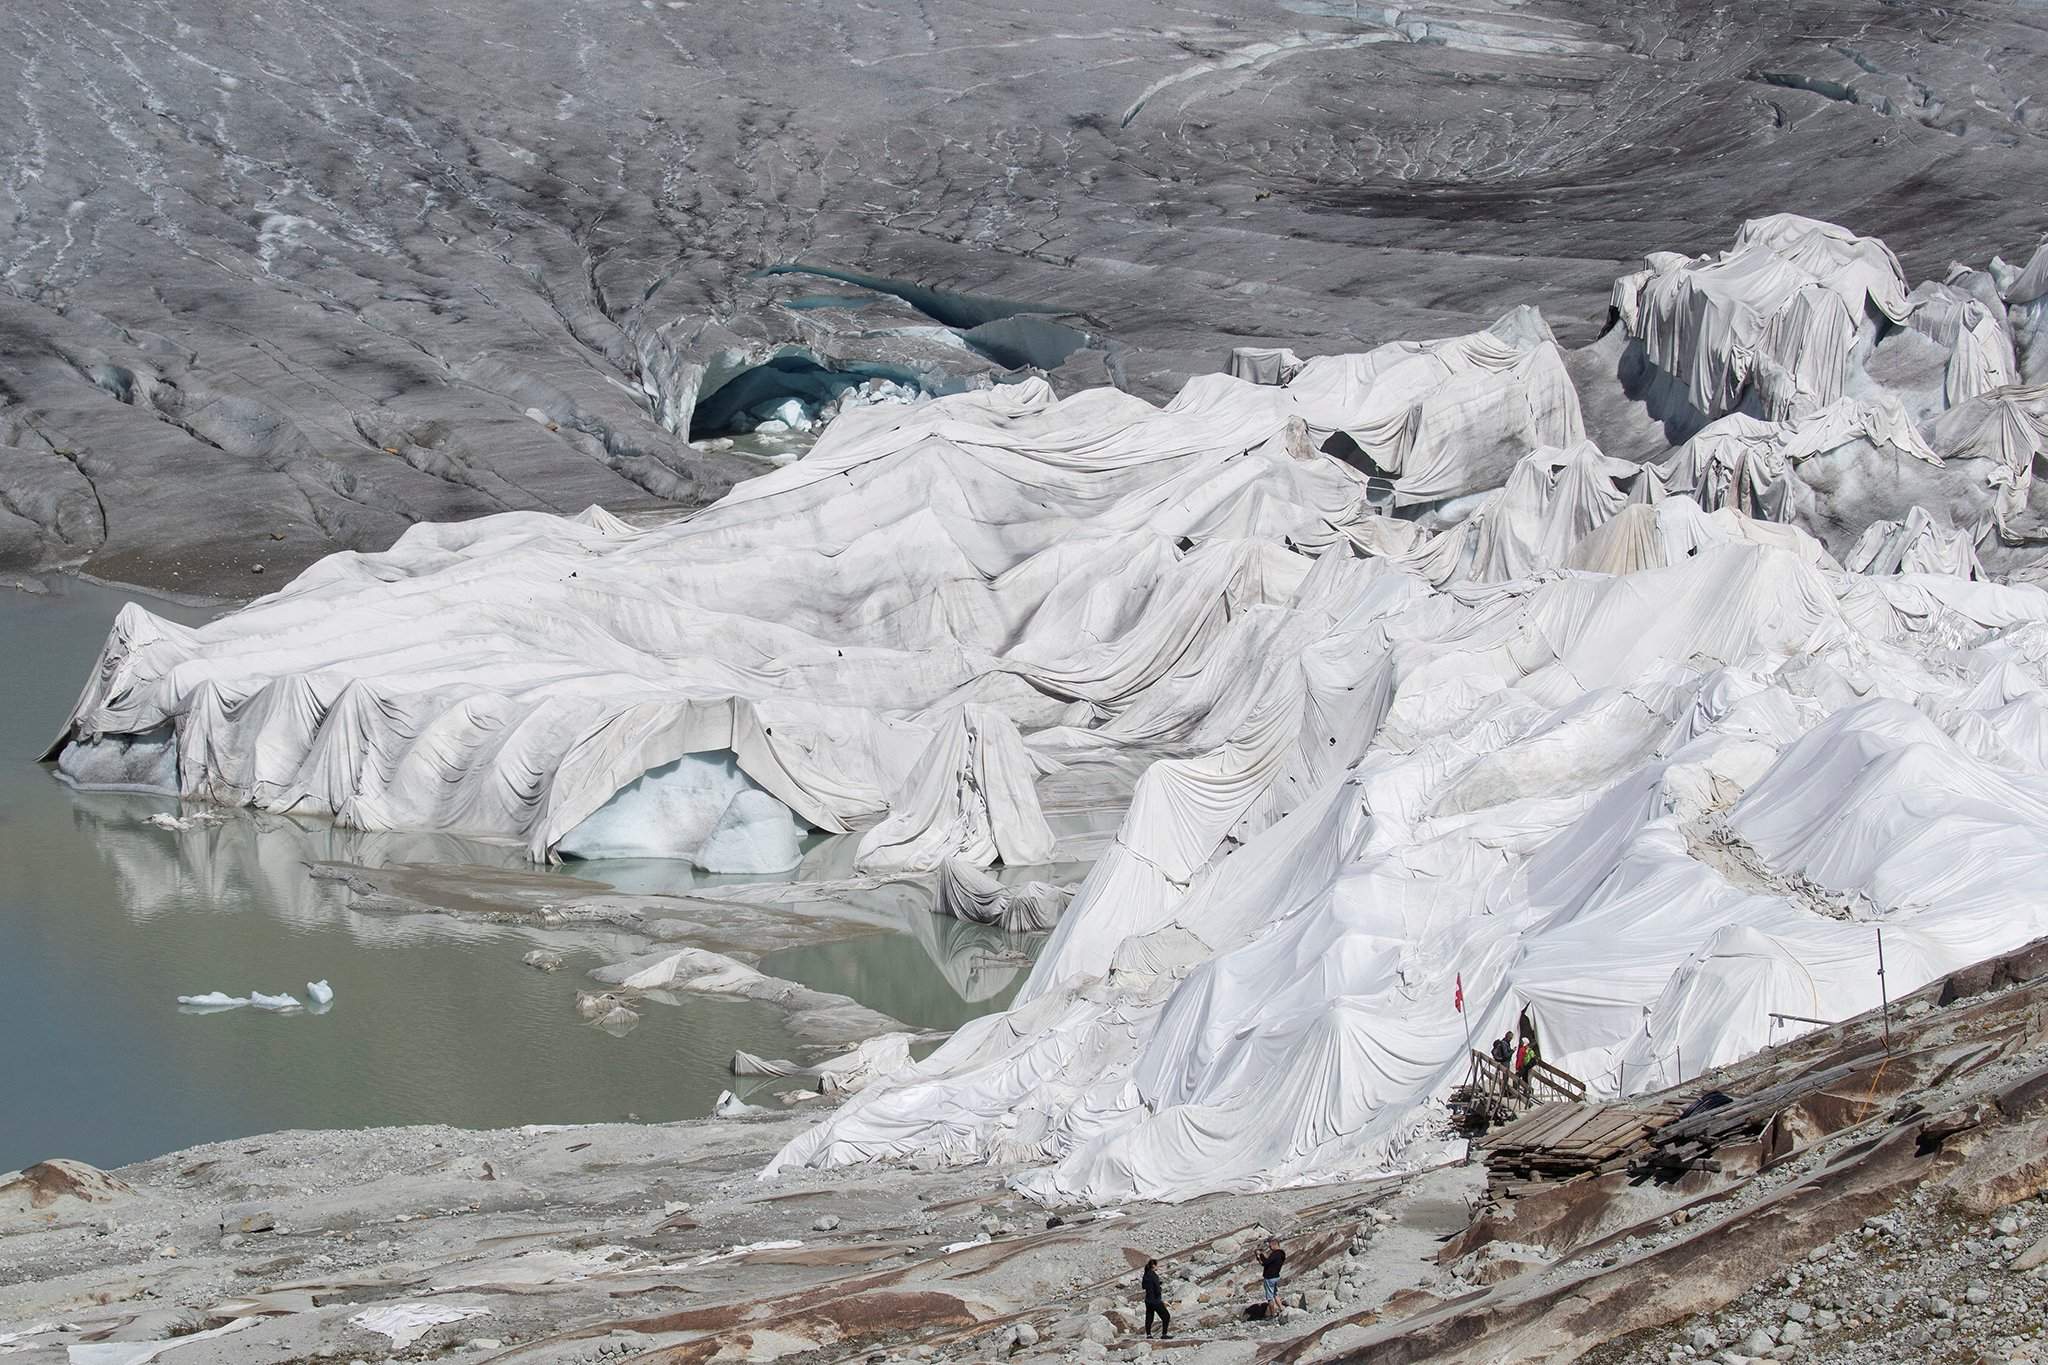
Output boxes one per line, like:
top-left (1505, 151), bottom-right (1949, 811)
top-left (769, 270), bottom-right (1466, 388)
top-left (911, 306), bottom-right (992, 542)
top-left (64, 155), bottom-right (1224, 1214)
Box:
top-left (556, 750), bottom-right (807, 874)
top-left (686, 353), bottom-right (932, 440)
top-left (756, 265), bottom-right (1095, 371)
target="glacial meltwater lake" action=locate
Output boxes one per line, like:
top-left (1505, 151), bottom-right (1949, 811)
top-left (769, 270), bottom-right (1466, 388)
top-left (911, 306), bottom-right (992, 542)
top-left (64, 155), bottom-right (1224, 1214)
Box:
top-left (0, 579), bottom-right (1037, 1171)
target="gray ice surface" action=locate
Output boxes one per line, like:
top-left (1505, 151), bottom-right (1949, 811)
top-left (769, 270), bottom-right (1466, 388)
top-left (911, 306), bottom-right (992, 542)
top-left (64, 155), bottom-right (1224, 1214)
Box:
top-left (3, 1), bottom-right (2044, 596)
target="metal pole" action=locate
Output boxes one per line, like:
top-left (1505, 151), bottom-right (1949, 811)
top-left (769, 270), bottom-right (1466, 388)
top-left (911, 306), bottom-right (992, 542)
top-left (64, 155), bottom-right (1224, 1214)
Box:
top-left (1676, 1043), bottom-right (1683, 1084)
top-left (1876, 927), bottom-right (1891, 1051)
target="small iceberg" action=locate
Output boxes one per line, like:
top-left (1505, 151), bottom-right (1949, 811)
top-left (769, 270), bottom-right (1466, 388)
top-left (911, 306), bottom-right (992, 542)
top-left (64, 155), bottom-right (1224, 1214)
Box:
top-left (144, 810), bottom-right (226, 832)
top-left (176, 991), bottom-right (249, 1011)
top-left (712, 1089), bottom-right (767, 1118)
top-left (179, 987), bottom-right (320, 1013)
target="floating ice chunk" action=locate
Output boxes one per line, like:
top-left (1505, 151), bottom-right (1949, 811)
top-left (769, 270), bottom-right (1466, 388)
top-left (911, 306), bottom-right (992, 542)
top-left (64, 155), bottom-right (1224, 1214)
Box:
top-left (176, 992), bottom-right (248, 1010)
top-left (575, 989), bottom-right (625, 1018)
top-left (748, 397), bottom-right (813, 432)
top-left (248, 991), bottom-right (301, 1011)
top-left (144, 810), bottom-right (226, 831)
top-left (305, 980), bottom-right (333, 1006)
top-left (54, 725), bottom-right (178, 795)
top-left (713, 1089), bottom-right (768, 1118)
top-left (558, 752), bottom-right (803, 872)
top-left (595, 1002), bottom-right (640, 1034)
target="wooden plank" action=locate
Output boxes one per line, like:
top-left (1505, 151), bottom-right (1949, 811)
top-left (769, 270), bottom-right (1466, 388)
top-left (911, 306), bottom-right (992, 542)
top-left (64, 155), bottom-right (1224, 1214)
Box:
top-left (1526, 1106), bottom-right (1608, 1150)
top-left (1543, 1110), bottom-right (1638, 1156)
top-left (1476, 1102), bottom-right (1577, 1150)
top-left (1547, 1117), bottom-right (1626, 1153)
top-left (1571, 1111), bottom-right (1657, 1152)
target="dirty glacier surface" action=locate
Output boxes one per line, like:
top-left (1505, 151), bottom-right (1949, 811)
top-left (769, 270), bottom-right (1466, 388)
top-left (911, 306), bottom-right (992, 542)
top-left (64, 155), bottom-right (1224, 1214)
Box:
top-left (51, 214), bottom-right (2048, 1205)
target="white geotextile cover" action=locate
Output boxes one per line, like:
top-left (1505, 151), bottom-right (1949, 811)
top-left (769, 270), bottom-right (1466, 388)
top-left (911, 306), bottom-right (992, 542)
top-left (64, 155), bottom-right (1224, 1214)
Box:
top-left (1844, 507), bottom-right (1987, 580)
top-left (1568, 499), bottom-right (1839, 578)
top-left (853, 706), bottom-right (1055, 872)
top-left (935, 857), bottom-right (1068, 932)
top-left (56, 376), bottom-right (1373, 862)
top-left (1658, 395), bottom-right (1940, 523)
top-left (1612, 214), bottom-right (1911, 422)
top-left (1225, 347), bottom-right (1304, 385)
top-left (1924, 384), bottom-right (2048, 532)
top-left (769, 543), bottom-right (2048, 1203)
top-left (1906, 280), bottom-right (2019, 406)
top-left (1283, 306), bottom-right (1585, 504)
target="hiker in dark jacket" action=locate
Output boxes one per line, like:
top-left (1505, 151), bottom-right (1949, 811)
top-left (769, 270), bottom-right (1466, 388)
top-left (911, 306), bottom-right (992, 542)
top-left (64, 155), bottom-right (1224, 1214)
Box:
top-left (1491, 1030), bottom-right (1513, 1067)
top-left (1141, 1258), bottom-right (1169, 1338)
top-left (1255, 1238), bottom-right (1286, 1315)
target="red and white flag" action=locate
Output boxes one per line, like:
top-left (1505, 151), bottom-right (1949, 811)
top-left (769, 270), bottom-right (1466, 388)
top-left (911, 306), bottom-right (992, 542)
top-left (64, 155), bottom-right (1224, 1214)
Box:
top-left (1454, 973), bottom-right (1464, 1013)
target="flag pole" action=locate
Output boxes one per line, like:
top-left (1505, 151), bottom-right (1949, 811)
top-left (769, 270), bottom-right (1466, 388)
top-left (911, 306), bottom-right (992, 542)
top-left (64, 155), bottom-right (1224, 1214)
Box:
top-left (1876, 927), bottom-right (1891, 1052)
top-left (1456, 973), bottom-right (1471, 1057)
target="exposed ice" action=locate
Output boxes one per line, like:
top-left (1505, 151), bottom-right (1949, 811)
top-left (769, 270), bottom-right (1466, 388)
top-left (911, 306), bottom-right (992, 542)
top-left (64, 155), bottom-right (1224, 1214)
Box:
top-left (175, 992), bottom-right (248, 1010)
top-left (696, 788), bottom-right (805, 874)
top-left (178, 985), bottom-right (327, 1013)
top-left (54, 726), bottom-right (177, 795)
top-left (143, 811), bottom-right (224, 831)
top-left (557, 752), bottom-right (803, 872)
top-left (713, 1089), bottom-right (768, 1117)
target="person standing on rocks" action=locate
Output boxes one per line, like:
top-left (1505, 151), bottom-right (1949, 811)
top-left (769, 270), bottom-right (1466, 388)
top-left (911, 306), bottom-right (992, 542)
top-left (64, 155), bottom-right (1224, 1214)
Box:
top-left (1255, 1237), bottom-right (1286, 1317)
top-left (1141, 1258), bottom-right (1170, 1339)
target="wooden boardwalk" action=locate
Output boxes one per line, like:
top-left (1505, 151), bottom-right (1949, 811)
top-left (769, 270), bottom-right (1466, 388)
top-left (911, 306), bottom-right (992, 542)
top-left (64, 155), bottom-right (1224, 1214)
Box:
top-left (1475, 1098), bottom-right (1688, 1194)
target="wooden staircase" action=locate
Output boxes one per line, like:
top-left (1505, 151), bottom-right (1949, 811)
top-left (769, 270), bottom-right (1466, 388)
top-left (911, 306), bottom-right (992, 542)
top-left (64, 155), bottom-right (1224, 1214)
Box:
top-left (1450, 1049), bottom-right (1590, 1134)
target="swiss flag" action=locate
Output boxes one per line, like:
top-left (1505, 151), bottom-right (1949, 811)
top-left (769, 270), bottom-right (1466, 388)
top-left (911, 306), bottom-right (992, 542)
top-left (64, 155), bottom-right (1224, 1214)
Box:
top-left (1454, 973), bottom-right (1464, 1013)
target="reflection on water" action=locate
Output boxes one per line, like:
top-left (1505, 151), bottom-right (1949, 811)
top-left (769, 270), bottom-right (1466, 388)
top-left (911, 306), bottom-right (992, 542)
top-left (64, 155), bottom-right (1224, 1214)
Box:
top-left (0, 580), bottom-right (1036, 1170)
top-left (64, 791), bottom-right (534, 941)
top-left (760, 912), bottom-right (1043, 1032)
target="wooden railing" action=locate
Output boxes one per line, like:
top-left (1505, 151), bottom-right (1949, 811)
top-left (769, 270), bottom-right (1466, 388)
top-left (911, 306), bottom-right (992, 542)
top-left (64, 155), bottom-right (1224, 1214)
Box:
top-left (1466, 1049), bottom-right (1588, 1106)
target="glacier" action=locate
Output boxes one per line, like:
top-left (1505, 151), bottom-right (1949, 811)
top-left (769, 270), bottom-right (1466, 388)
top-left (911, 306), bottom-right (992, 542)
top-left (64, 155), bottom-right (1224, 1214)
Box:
top-left (49, 213), bottom-right (2048, 1203)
